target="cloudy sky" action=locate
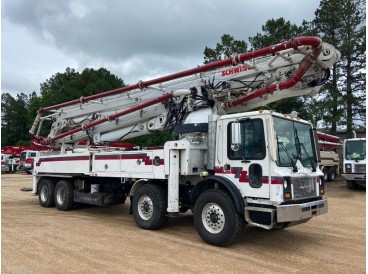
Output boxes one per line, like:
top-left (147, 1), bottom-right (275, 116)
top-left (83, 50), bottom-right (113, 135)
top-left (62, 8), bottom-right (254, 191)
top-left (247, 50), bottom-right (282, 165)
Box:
top-left (2, 0), bottom-right (321, 97)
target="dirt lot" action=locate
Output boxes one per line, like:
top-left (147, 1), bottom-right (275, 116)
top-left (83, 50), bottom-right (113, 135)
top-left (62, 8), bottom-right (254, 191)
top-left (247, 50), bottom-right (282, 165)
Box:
top-left (1, 173), bottom-right (366, 274)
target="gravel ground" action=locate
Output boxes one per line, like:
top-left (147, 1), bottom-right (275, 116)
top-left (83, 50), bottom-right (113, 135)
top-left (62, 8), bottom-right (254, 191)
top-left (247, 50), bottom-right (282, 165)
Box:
top-left (1, 173), bottom-right (366, 274)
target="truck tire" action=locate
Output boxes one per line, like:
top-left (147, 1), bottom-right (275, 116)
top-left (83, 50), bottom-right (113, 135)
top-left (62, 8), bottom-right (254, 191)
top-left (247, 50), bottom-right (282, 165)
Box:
top-left (328, 167), bottom-right (336, 182)
top-left (193, 189), bottom-right (245, 247)
top-left (38, 179), bottom-right (55, 208)
top-left (54, 180), bottom-right (74, 211)
top-left (346, 180), bottom-right (357, 190)
top-left (321, 167), bottom-right (328, 182)
top-left (132, 184), bottom-right (168, 230)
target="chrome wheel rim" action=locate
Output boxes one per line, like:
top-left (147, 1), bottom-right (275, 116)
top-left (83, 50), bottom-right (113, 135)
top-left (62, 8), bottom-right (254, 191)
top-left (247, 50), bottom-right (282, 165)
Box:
top-left (40, 185), bottom-right (48, 202)
top-left (138, 195), bottom-right (153, 220)
top-left (331, 172), bottom-right (336, 180)
top-left (323, 168), bottom-right (328, 180)
top-left (202, 203), bottom-right (225, 233)
top-left (56, 187), bottom-right (66, 205)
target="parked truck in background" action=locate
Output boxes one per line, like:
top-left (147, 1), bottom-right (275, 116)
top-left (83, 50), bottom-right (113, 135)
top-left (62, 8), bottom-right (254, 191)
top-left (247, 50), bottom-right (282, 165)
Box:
top-left (342, 138), bottom-right (366, 189)
top-left (1, 154), bottom-right (11, 172)
top-left (1, 146), bottom-right (35, 173)
top-left (29, 37), bottom-right (340, 246)
top-left (18, 150), bottom-right (40, 174)
top-left (1, 147), bottom-right (51, 174)
top-left (317, 132), bottom-right (341, 182)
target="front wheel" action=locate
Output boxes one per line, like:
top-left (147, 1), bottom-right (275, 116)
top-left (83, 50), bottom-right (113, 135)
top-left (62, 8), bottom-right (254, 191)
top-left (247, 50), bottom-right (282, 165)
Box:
top-left (132, 184), bottom-right (168, 230)
top-left (193, 189), bottom-right (245, 247)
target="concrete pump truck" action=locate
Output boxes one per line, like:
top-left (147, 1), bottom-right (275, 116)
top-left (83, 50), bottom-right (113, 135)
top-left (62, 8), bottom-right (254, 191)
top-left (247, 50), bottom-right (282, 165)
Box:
top-left (30, 37), bottom-right (340, 246)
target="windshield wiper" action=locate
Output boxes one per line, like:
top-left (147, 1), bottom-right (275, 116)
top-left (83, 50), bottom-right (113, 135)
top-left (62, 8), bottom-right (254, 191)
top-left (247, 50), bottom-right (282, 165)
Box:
top-left (294, 128), bottom-right (302, 160)
top-left (294, 128), bottom-right (317, 172)
top-left (300, 143), bottom-right (317, 172)
top-left (277, 137), bottom-right (298, 172)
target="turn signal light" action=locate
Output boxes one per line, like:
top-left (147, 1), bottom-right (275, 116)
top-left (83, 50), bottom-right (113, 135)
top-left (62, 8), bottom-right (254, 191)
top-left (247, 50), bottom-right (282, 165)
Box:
top-left (320, 189), bottom-right (325, 195)
top-left (284, 193), bottom-right (291, 199)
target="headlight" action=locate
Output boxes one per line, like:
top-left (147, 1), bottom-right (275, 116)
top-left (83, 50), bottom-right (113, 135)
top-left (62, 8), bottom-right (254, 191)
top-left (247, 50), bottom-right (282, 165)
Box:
top-left (284, 180), bottom-right (288, 189)
top-left (345, 164), bottom-right (352, 173)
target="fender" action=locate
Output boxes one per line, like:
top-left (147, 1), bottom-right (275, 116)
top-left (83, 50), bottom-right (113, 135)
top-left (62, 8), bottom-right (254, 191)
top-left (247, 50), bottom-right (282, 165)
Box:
top-left (191, 175), bottom-right (245, 215)
top-left (129, 179), bottom-right (149, 197)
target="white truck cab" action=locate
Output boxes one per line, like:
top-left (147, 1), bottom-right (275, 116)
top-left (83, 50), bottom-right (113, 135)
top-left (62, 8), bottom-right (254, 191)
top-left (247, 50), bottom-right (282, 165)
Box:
top-left (342, 138), bottom-right (366, 189)
top-left (18, 150), bottom-right (40, 174)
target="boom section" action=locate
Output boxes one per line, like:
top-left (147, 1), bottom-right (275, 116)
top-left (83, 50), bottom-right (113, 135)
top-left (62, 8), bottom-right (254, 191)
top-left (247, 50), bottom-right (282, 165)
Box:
top-left (30, 37), bottom-right (340, 148)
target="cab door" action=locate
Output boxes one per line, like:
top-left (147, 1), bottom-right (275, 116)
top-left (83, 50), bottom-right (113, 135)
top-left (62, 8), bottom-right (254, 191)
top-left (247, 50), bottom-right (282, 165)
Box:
top-left (222, 117), bottom-right (270, 198)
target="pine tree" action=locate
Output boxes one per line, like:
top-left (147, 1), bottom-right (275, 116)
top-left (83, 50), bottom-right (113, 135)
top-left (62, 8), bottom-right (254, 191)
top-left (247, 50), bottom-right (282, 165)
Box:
top-left (248, 18), bottom-right (312, 119)
top-left (311, 0), bottom-right (366, 136)
top-left (203, 34), bottom-right (247, 64)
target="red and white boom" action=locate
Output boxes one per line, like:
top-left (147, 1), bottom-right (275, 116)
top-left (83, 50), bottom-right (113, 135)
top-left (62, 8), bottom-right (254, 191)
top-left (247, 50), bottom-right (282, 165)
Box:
top-left (30, 37), bottom-right (340, 149)
top-left (317, 132), bottom-right (342, 151)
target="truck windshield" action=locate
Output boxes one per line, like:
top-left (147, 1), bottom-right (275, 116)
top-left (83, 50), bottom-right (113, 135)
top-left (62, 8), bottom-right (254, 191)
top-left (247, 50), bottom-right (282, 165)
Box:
top-left (274, 117), bottom-right (317, 168)
top-left (345, 140), bottom-right (366, 160)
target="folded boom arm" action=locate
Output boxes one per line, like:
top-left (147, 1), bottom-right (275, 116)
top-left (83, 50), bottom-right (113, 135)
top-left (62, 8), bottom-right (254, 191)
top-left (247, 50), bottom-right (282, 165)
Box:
top-left (30, 36), bottom-right (340, 149)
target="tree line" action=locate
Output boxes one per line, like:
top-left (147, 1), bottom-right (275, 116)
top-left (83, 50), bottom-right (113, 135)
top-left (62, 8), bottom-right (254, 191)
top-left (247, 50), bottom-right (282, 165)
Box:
top-left (1, 0), bottom-right (365, 147)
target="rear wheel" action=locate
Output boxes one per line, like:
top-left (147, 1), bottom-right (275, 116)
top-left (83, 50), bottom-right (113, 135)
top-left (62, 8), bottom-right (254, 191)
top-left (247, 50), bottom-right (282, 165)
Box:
top-left (54, 180), bottom-right (74, 211)
top-left (132, 184), bottom-right (168, 230)
top-left (321, 167), bottom-right (328, 182)
top-left (194, 189), bottom-right (245, 247)
top-left (328, 167), bottom-right (336, 181)
top-left (39, 179), bottom-right (55, 207)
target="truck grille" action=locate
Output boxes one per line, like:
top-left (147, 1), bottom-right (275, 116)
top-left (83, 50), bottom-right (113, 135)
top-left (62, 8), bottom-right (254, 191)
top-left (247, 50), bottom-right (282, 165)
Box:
top-left (355, 164), bottom-right (366, 173)
top-left (293, 178), bottom-right (316, 199)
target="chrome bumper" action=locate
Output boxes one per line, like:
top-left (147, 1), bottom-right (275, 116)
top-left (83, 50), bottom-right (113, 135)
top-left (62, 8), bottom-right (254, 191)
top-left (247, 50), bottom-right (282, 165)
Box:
top-left (341, 173), bottom-right (366, 183)
top-left (276, 198), bottom-right (328, 223)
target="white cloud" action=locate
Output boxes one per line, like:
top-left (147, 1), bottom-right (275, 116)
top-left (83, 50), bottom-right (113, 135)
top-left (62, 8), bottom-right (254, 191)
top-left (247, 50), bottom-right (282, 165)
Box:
top-left (1, 18), bottom-right (78, 94)
top-left (2, 0), bottom-right (320, 96)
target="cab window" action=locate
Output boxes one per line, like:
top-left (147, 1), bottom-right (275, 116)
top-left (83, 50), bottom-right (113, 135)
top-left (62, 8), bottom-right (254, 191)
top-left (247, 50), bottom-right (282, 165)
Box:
top-left (227, 119), bottom-right (266, 160)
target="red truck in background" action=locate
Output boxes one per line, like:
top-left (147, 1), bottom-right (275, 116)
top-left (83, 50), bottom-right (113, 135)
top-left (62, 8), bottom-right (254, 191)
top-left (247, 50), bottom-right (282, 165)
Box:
top-left (1, 146), bottom-right (41, 173)
top-left (1, 146), bottom-right (29, 173)
top-left (18, 150), bottom-right (40, 174)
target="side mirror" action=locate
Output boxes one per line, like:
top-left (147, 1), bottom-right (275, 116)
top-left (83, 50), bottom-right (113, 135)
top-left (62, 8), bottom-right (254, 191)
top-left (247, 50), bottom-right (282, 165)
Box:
top-left (231, 122), bottom-right (241, 151)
